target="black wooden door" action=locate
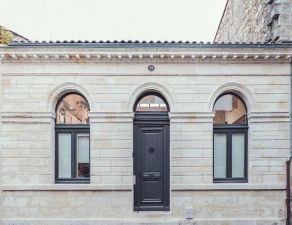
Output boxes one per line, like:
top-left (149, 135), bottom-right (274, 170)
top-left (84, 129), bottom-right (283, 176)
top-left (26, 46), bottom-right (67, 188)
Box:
top-left (134, 113), bottom-right (170, 211)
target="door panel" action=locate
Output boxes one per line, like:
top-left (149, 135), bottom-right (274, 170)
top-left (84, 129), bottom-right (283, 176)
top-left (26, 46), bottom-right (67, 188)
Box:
top-left (140, 128), bottom-right (163, 204)
top-left (134, 120), bottom-right (169, 211)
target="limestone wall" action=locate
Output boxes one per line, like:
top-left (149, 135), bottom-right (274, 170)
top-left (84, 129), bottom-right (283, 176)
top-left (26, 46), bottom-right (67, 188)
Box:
top-left (0, 46), bottom-right (291, 224)
top-left (215, 0), bottom-right (292, 42)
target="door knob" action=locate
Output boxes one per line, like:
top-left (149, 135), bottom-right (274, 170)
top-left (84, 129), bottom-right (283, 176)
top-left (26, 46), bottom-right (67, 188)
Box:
top-left (149, 147), bottom-right (155, 153)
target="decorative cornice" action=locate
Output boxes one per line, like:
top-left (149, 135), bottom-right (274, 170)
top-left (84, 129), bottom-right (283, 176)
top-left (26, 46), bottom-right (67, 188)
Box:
top-left (0, 52), bottom-right (291, 63)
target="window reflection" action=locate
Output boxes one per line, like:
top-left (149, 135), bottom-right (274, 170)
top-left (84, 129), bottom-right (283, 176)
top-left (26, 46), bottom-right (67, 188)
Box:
top-left (77, 134), bottom-right (90, 178)
top-left (213, 94), bottom-right (246, 125)
top-left (136, 95), bottom-right (168, 112)
top-left (56, 94), bottom-right (89, 124)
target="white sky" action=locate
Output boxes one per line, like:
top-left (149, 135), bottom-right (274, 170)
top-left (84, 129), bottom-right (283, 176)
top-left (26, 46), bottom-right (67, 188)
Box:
top-left (0, 0), bottom-right (226, 41)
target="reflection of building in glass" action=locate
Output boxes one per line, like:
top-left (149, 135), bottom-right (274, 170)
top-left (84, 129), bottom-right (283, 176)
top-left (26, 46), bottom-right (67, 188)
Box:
top-left (57, 94), bottom-right (89, 124)
top-left (213, 94), bottom-right (246, 125)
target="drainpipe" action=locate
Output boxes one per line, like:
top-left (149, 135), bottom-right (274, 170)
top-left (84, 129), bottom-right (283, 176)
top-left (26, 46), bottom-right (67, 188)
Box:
top-left (290, 58), bottom-right (292, 157)
top-left (287, 59), bottom-right (292, 225)
top-left (0, 51), bottom-right (4, 225)
top-left (287, 159), bottom-right (291, 225)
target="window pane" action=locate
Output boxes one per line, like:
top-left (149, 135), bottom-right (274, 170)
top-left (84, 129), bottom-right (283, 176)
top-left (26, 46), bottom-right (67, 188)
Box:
top-left (213, 94), bottom-right (246, 125)
top-left (58, 133), bottom-right (71, 178)
top-left (232, 133), bottom-right (245, 178)
top-left (56, 94), bottom-right (89, 124)
top-left (214, 133), bottom-right (227, 179)
top-left (77, 134), bottom-right (90, 178)
top-left (136, 95), bottom-right (168, 112)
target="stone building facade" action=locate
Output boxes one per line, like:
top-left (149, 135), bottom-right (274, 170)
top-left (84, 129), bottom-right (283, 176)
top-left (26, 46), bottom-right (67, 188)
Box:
top-left (0, 41), bottom-right (292, 225)
top-left (215, 0), bottom-right (292, 43)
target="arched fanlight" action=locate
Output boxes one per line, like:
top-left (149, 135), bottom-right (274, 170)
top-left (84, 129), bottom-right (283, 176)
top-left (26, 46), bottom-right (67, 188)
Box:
top-left (135, 93), bottom-right (169, 112)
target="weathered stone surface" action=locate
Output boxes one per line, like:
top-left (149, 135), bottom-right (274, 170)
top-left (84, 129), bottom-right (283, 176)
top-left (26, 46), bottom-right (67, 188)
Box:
top-left (0, 45), bottom-right (291, 224)
top-left (215, 0), bottom-right (292, 42)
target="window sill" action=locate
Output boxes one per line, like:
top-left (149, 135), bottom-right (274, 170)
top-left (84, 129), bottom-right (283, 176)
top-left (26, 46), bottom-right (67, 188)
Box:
top-left (171, 184), bottom-right (285, 191)
top-left (55, 179), bottom-right (90, 184)
top-left (2, 184), bottom-right (132, 191)
top-left (2, 184), bottom-right (285, 191)
top-left (213, 179), bottom-right (247, 183)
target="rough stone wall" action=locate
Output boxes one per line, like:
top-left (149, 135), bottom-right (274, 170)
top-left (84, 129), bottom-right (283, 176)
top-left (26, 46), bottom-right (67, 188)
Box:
top-left (215, 0), bottom-right (292, 42)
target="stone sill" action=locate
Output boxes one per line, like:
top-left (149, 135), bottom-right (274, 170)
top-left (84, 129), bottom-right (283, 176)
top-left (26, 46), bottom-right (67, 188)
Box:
top-left (172, 184), bottom-right (285, 191)
top-left (1, 184), bottom-right (285, 191)
top-left (2, 184), bottom-right (132, 191)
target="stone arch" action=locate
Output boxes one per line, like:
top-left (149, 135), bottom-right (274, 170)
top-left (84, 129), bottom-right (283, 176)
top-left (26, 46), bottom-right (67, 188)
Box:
top-left (48, 82), bottom-right (93, 113)
top-left (208, 82), bottom-right (256, 112)
top-left (128, 82), bottom-right (173, 112)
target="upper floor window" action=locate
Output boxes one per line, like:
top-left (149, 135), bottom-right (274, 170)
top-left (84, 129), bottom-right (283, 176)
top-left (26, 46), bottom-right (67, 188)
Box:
top-left (55, 93), bottom-right (90, 183)
top-left (213, 93), bottom-right (248, 183)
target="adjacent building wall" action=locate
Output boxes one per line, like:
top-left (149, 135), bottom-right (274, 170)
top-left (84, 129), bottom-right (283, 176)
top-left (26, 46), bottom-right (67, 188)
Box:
top-left (215, 0), bottom-right (292, 42)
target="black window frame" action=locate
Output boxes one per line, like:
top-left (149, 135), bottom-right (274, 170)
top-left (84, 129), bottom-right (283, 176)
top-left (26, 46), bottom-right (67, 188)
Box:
top-left (213, 93), bottom-right (248, 183)
top-left (55, 92), bottom-right (90, 184)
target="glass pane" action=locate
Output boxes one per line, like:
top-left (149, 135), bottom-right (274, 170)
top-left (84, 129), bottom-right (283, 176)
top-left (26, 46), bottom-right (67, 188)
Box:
top-left (136, 95), bottom-right (168, 112)
top-left (58, 133), bottom-right (71, 178)
top-left (214, 133), bottom-right (227, 179)
top-left (77, 134), bottom-right (90, 178)
top-left (213, 94), bottom-right (246, 125)
top-left (56, 94), bottom-right (89, 124)
top-left (232, 133), bottom-right (245, 178)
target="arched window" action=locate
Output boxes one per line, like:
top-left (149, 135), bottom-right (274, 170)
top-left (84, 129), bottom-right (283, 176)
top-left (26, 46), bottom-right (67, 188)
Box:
top-left (55, 93), bottom-right (90, 183)
top-left (213, 93), bottom-right (248, 182)
top-left (134, 93), bottom-right (169, 112)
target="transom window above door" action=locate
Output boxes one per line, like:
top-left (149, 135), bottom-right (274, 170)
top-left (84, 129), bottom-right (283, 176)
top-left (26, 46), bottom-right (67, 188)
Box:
top-left (135, 93), bottom-right (168, 112)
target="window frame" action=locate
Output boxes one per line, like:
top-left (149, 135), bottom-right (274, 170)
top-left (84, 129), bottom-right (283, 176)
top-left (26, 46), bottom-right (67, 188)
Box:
top-left (55, 92), bottom-right (90, 184)
top-left (213, 93), bottom-right (248, 183)
top-left (55, 124), bottom-right (90, 183)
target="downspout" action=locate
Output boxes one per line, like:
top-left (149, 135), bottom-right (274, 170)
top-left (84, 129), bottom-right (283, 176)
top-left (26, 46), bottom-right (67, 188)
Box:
top-left (287, 158), bottom-right (291, 225)
top-left (287, 59), bottom-right (292, 225)
top-left (0, 50), bottom-right (5, 225)
top-left (290, 58), bottom-right (292, 157)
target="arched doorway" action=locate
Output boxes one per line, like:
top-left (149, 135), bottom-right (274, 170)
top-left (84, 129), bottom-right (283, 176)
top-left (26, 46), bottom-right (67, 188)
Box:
top-left (133, 92), bottom-right (170, 211)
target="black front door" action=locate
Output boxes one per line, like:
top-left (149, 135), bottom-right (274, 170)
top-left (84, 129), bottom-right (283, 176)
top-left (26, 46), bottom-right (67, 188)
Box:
top-left (133, 113), bottom-right (170, 211)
